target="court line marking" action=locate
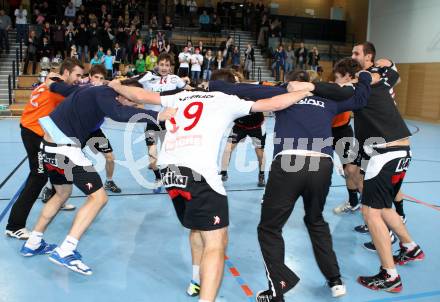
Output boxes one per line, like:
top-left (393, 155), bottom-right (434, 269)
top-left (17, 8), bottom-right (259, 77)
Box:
top-left (366, 290), bottom-right (440, 302)
top-left (0, 156), bottom-right (27, 191)
top-left (0, 181), bottom-right (26, 223)
top-left (403, 194), bottom-right (440, 212)
top-left (224, 255), bottom-right (254, 301)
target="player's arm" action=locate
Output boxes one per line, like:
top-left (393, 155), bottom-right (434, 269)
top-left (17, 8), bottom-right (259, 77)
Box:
top-left (108, 79), bottom-right (161, 105)
top-left (251, 90), bottom-right (312, 112)
top-left (375, 58), bottom-right (400, 87)
top-left (209, 80), bottom-right (287, 100)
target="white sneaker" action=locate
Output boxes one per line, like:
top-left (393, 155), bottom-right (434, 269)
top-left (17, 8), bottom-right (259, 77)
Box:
top-left (60, 203), bottom-right (76, 211)
top-left (333, 201), bottom-right (360, 214)
top-left (331, 284), bottom-right (346, 297)
top-left (5, 228), bottom-right (30, 240)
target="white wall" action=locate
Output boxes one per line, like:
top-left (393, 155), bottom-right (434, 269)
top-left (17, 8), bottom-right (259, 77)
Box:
top-left (368, 0), bottom-right (440, 63)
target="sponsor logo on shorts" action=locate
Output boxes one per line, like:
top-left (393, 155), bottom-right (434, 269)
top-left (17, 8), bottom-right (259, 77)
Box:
top-left (85, 183), bottom-right (93, 190)
top-left (161, 171), bottom-right (188, 188)
top-left (395, 158), bottom-right (410, 173)
top-left (280, 281), bottom-right (287, 289)
top-left (213, 216), bottom-right (221, 225)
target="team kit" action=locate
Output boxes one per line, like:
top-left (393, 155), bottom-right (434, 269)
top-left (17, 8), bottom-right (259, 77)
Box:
top-left (5, 43), bottom-right (424, 302)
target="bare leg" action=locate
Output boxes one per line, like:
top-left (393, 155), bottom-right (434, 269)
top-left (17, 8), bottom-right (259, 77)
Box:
top-left (68, 187), bottom-right (108, 240)
top-left (199, 227), bottom-right (228, 301)
top-left (34, 184), bottom-right (72, 233)
top-left (104, 152), bottom-right (115, 180)
top-left (382, 208), bottom-right (412, 243)
top-left (220, 142), bottom-right (236, 172)
top-left (363, 207), bottom-right (395, 269)
top-left (255, 147), bottom-right (265, 172)
top-left (147, 144), bottom-right (159, 171)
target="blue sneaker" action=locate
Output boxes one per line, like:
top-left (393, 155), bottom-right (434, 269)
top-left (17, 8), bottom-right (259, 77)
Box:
top-left (20, 240), bottom-right (57, 257)
top-left (48, 248), bottom-right (92, 276)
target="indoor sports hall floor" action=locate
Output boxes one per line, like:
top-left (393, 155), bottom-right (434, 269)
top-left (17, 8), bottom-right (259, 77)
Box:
top-left (0, 117), bottom-right (439, 302)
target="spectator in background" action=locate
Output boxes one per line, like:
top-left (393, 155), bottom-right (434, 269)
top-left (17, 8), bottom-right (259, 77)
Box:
top-left (113, 42), bottom-right (123, 72)
top-left (23, 30), bottom-right (38, 74)
top-left (257, 14), bottom-right (269, 49)
top-left (131, 15), bottom-right (141, 29)
top-left (202, 49), bottom-right (214, 82)
top-left (90, 52), bottom-right (101, 65)
top-left (295, 42), bottom-right (308, 70)
top-left (149, 38), bottom-right (160, 56)
top-left (76, 22), bottom-right (89, 62)
top-left (187, 0), bottom-right (198, 27)
top-left (308, 46), bottom-right (320, 71)
top-left (0, 9), bottom-right (12, 53)
top-left (128, 0), bottom-right (138, 20)
top-left (231, 46), bottom-right (241, 70)
top-left (285, 44), bottom-right (295, 74)
top-left (243, 43), bottom-right (254, 79)
top-left (162, 40), bottom-right (172, 54)
top-left (197, 40), bottom-right (206, 56)
top-left (88, 22), bottom-right (100, 62)
top-left (199, 10), bottom-right (210, 32)
top-left (190, 47), bottom-right (203, 84)
top-left (15, 5), bottom-right (28, 43)
top-left (116, 15), bottom-right (125, 28)
top-left (65, 23), bottom-right (77, 53)
top-left (52, 24), bottom-right (65, 59)
top-left (214, 49), bottom-right (227, 70)
top-left (70, 45), bottom-right (79, 59)
top-left (178, 46), bottom-right (191, 77)
top-left (149, 15), bottom-right (159, 31)
top-left (64, 2), bottom-right (77, 21)
top-left (39, 36), bottom-right (52, 59)
top-left (134, 38), bottom-right (146, 58)
top-left (76, 5), bottom-right (87, 21)
top-left (97, 46), bottom-right (105, 60)
top-left (102, 48), bottom-right (115, 79)
top-left (135, 53), bottom-right (146, 74)
top-left (211, 13), bottom-right (221, 33)
top-left (145, 50), bottom-right (158, 71)
top-left (272, 44), bottom-right (286, 81)
top-left (163, 15), bottom-right (174, 39)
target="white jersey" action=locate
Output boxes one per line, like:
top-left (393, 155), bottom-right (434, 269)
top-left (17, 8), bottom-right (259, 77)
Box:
top-left (158, 90), bottom-right (254, 195)
top-left (190, 54), bottom-right (203, 72)
top-left (178, 52), bottom-right (191, 68)
top-left (138, 72), bottom-right (186, 111)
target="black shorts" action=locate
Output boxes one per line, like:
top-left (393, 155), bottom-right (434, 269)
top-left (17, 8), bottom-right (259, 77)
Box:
top-left (160, 165), bottom-right (229, 231)
top-left (41, 140), bottom-right (103, 195)
top-left (145, 121), bottom-right (166, 146)
top-left (178, 67), bottom-right (189, 78)
top-left (361, 146), bottom-right (411, 209)
top-left (332, 123), bottom-right (355, 166)
top-left (228, 124), bottom-right (266, 149)
top-left (83, 128), bottom-right (113, 153)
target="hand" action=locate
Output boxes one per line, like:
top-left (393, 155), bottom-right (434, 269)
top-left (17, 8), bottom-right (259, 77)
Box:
top-left (108, 79), bottom-right (122, 89)
top-left (44, 72), bottom-right (62, 86)
top-left (375, 58), bottom-right (392, 68)
top-left (116, 96), bottom-right (137, 107)
top-left (158, 107), bottom-right (177, 121)
top-left (287, 81), bottom-right (314, 92)
top-left (356, 70), bottom-right (376, 84)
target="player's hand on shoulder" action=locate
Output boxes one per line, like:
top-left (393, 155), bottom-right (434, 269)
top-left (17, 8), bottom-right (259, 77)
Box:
top-left (158, 107), bottom-right (178, 121)
top-left (375, 58), bottom-right (392, 68)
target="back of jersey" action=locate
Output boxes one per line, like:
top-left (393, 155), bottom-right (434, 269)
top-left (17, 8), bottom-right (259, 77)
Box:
top-left (158, 90), bottom-right (253, 195)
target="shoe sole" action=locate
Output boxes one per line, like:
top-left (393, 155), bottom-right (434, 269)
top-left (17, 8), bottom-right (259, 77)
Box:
top-left (362, 244), bottom-right (377, 253)
top-left (357, 278), bottom-right (403, 293)
top-left (48, 256), bottom-right (93, 276)
top-left (60, 207), bottom-right (76, 211)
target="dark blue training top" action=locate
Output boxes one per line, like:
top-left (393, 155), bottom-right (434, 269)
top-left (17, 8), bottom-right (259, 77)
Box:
top-left (209, 72), bottom-right (371, 157)
top-left (50, 83), bottom-right (159, 145)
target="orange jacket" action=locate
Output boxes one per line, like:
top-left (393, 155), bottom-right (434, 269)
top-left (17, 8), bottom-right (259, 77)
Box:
top-left (332, 111), bottom-right (351, 128)
top-left (20, 84), bottom-right (65, 136)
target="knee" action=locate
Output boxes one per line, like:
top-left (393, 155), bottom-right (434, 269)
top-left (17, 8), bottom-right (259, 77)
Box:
top-left (303, 214), bottom-right (325, 228)
top-left (105, 152), bottom-right (114, 163)
top-left (90, 189), bottom-right (108, 206)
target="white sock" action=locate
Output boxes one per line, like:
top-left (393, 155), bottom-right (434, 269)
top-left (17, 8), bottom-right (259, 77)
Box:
top-left (106, 178), bottom-right (112, 182)
top-left (385, 267), bottom-right (398, 279)
top-left (402, 241), bottom-right (417, 250)
top-left (192, 265), bottom-right (200, 283)
top-left (58, 235), bottom-right (78, 257)
top-left (25, 231), bottom-right (43, 249)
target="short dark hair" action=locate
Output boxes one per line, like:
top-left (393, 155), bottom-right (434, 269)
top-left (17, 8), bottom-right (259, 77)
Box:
top-left (211, 69), bottom-right (236, 83)
top-left (361, 41), bottom-right (376, 62)
top-left (284, 70), bottom-right (310, 82)
top-left (333, 57), bottom-right (362, 79)
top-left (60, 57), bottom-right (84, 75)
top-left (89, 64), bottom-right (107, 77)
top-left (157, 52), bottom-right (174, 64)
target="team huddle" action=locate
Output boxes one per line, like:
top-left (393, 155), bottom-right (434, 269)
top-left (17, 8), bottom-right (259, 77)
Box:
top-left (5, 42), bottom-right (425, 302)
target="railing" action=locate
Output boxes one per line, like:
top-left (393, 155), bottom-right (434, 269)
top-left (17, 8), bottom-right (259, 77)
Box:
top-left (257, 67), bottom-right (262, 82)
top-left (8, 75), bottom-right (12, 106)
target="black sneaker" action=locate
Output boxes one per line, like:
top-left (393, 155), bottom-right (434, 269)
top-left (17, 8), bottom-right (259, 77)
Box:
top-left (394, 243), bottom-right (425, 265)
top-left (357, 267), bottom-right (402, 293)
top-left (255, 289), bottom-right (284, 302)
top-left (105, 180), bottom-right (122, 193)
top-left (363, 232), bottom-right (397, 252)
top-left (258, 174), bottom-right (266, 187)
top-left (41, 186), bottom-right (55, 203)
top-left (354, 224), bottom-right (369, 234)
top-left (221, 173), bottom-right (228, 182)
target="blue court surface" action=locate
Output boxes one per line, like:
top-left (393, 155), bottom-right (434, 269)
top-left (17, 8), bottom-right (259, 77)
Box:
top-left (0, 117), bottom-right (439, 302)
